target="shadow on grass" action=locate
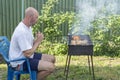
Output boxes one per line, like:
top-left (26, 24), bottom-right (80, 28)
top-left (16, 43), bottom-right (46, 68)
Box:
top-left (48, 65), bottom-right (120, 80)
top-left (0, 62), bottom-right (120, 80)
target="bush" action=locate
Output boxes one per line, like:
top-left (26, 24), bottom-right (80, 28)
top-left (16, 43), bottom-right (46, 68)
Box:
top-left (32, 0), bottom-right (74, 55)
top-left (33, 0), bottom-right (74, 41)
top-left (91, 15), bottom-right (120, 57)
top-left (36, 40), bottom-right (68, 55)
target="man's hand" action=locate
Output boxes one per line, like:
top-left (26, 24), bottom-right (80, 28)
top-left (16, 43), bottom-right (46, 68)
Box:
top-left (35, 31), bottom-right (44, 44)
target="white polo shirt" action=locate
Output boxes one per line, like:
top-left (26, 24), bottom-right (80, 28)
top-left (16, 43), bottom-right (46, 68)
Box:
top-left (9, 22), bottom-right (34, 67)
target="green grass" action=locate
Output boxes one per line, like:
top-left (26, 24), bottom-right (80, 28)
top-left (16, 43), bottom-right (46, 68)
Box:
top-left (0, 55), bottom-right (120, 80)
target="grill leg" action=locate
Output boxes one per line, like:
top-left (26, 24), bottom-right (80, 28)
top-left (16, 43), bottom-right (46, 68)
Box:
top-left (88, 56), bottom-right (91, 75)
top-left (65, 55), bottom-right (71, 80)
top-left (90, 55), bottom-right (95, 80)
top-left (64, 54), bottom-right (69, 75)
top-left (88, 55), bottom-right (95, 80)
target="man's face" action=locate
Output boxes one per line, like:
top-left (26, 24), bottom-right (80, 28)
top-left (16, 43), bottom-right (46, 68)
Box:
top-left (29, 13), bottom-right (39, 26)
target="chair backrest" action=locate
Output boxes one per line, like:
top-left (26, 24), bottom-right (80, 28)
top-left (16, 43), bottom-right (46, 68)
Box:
top-left (0, 36), bottom-right (10, 63)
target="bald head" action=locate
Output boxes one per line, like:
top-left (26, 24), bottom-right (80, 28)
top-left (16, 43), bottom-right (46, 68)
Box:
top-left (23, 7), bottom-right (39, 27)
top-left (25, 7), bottom-right (39, 17)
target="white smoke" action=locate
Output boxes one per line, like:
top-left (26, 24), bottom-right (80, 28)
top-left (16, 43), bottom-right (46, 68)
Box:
top-left (70, 0), bottom-right (118, 35)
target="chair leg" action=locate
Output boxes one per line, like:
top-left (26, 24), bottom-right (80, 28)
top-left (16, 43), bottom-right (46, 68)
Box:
top-left (31, 71), bottom-right (37, 80)
top-left (16, 74), bottom-right (21, 80)
top-left (7, 67), bottom-right (14, 80)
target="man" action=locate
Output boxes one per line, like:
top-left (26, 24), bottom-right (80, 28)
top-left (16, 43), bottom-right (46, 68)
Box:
top-left (9, 7), bottom-right (55, 80)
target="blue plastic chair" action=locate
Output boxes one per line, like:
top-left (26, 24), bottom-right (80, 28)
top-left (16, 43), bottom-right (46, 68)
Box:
top-left (0, 36), bottom-right (37, 80)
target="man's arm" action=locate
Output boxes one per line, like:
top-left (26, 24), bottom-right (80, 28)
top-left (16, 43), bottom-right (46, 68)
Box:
top-left (23, 32), bottom-right (44, 58)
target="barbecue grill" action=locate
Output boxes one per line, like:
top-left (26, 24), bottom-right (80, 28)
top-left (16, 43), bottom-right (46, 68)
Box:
top-left (64, 35), bottom-right (95, 80)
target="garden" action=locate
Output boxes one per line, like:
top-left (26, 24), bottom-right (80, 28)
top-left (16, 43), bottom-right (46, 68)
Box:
top-left (0, 0), bottom-right (120, 80)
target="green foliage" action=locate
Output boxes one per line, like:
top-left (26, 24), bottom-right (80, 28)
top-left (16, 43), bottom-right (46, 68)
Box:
top-left (91, 15), bottom-right (120, 57)
top-left (36, 40), bottom-right (51, 54)
top-left (32, 0), bottom-right (74, 55)
top-left (50, 43), bottom-right (68, 55)
top-left (33, 0), bottom-right (75, 41)
top-left (36, 40), bottom-right (68, 55)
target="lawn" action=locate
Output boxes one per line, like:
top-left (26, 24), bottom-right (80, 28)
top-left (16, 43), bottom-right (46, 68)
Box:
top-left (0, 55), bottom-right (120, 80)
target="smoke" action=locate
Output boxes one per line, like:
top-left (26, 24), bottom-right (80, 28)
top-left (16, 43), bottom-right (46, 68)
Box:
top-left (70, 0), bottom-right (119, 35)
